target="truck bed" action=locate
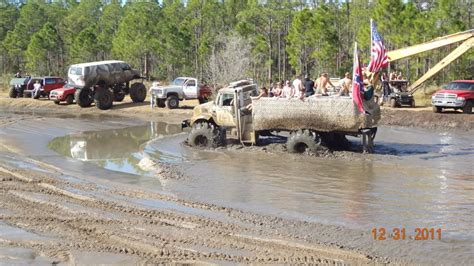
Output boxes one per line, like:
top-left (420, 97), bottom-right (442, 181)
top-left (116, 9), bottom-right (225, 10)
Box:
top-left (251, 96), bottom-right (380, 133)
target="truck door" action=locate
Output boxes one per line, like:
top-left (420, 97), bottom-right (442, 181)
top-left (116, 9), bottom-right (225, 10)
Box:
top-left (216, 92), bottom-right (235, 127)
top-left (183, 79), bottom-right (198, 99)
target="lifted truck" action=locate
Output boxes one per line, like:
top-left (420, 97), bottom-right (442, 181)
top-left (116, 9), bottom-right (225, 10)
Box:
top-left (150, 77), bottom-right (212, 109)
top-left (68, 60), bottom-right (147, 110)
top-left (182, 80), bottom-right (380, 153)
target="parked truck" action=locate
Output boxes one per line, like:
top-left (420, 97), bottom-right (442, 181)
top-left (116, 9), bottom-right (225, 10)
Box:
top-left (9, 76), bottom-right (65, 99)
top-left (68, 60), bottom-right (147, 110)
top-left (150, 77), bottom-right (212, 109)
top-left (431, 80), bottom-right (473, 113)
top-left (182, 80), bottom-right (380, 153)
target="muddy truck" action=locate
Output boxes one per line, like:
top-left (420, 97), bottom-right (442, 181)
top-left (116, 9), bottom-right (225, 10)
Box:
top-left (68, 60), bottom-right (147, 110)
top-left (182, 80), bottom-right (380, 153)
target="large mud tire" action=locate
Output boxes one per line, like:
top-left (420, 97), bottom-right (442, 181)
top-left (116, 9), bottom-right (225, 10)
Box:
top-left (165, 95), bottom-right (180, 109)
top-left (198, 97), bottom-right (208, 104)
top-left (53, 100), bottom-right (60, 105)
top-left (130, 83), bottom-right (146, 103)
top-left (462, 101), bottom-right (472, 114)
top-left (188, 122), bottom-right (218, 148)
top-left (287, 129), bottom-right (321, 154)
top-left (33, 90), bottom-right (41, 99)
top-left (75, 88), bottom-right (93, 108)
top-left (94, 89), bottom-right (114, 110)
top-left (410, 99), bottom-right (416, 108)
top-left (9, 86), bottom-right (17, 98)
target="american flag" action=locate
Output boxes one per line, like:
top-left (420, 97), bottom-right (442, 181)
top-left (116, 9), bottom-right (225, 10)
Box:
top-left (352, 42), bottom-right (365, 114)
top-left (367, 20), bottom-right (389, 73)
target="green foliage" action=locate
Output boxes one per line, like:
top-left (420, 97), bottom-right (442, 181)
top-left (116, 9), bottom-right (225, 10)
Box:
top-left (25, 22), bottom-right (60, 75)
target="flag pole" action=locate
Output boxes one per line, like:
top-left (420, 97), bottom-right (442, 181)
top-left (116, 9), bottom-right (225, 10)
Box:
top-left (370, 18), bottom-right (373, 74)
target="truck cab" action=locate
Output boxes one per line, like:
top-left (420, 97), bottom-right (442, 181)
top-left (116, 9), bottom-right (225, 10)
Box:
top-left (432, 80), bottom-right (474, 113)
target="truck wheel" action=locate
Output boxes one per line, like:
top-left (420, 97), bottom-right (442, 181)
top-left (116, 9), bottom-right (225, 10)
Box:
top-left (54, 100), bottom-right (60, 105)
top-left (165, 95), bottom-right (179, 109)
top-left (188, 122), bottom-right (217, 148)
top-left (432, 106), bottom-right (442, 113)
top-left (94, 89), bottom-right (114, 110)
top-left (157, 99), bottom-right (166, 108)
top-left (66, 94), bottom-right (74, 105)
top-left (33, 90), bottom-right (41, 99)
top-left (130, 83), bottom-right (146, 103)
top-left (114, 91), bottom-right (126, 102)
top-left (410, 99), bottom-right (415, 108)
top-left (9, 86), bottom-right (17, 98)
top-left (287, 129), bottom-right (321, 154)
top-left (75, 88), bottom-right (93, 107)
top-left (390, 98), bottom-right (397, 108)
top-left (463, 101), bottom-right (472, 114)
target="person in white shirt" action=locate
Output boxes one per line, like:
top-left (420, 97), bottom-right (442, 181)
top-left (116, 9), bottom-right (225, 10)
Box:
top-left (292, 75), bottom-right (304, 99)
top-left (32, 80), bottom-right (42, 98)
top-left (280, 80), bottom-right (294, 98)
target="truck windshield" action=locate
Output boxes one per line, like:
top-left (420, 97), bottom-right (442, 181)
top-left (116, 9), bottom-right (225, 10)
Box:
top-left (69, 67), bottom-right (83, 75)
top-left (445, 82), bottom-right (474, 91)
top-left (172, 78), bottom-right (186, 86)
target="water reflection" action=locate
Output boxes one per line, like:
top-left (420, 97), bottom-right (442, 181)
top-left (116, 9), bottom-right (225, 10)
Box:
top-left (48, 122), bottom-right (181, 175)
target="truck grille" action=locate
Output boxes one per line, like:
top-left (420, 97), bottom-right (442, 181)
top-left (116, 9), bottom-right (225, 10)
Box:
top-left (433, 93), bottom-right (457, 100)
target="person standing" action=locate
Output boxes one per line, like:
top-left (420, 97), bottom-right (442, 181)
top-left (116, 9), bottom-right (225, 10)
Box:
top-left (281, 80), bottom-right (294, 99)
top-left (304, 75), bottom-right (315, 97)
top-left (317, 73), bottom-right (335, 96)
top-left (292, 74), bottom-right (304, 99)
top-left (381, 72), bottom-right (390, 103)
top-left (338, 72), bottom-right (352, 96)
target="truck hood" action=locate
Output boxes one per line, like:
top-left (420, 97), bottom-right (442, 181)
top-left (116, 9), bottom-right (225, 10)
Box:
top-left (435, 89), bottom-right (473, 98)
top-left (152, 85), bottom-right (182, 90)
top-left (52, 86), bottom-right (75, 93)
top-left (193, 101), bottom-right (214, 116)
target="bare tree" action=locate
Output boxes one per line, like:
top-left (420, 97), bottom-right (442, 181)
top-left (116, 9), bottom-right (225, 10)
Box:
top-left (204, 34), bottom-right (252, 89)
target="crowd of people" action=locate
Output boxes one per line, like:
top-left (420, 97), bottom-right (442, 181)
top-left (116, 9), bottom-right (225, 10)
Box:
top-left (254, 72), bottom-right (354, 101)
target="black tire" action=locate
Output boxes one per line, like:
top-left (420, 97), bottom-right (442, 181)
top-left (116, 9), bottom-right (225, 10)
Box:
top-left (463, 101), bottom-right (472, 114)
top-left (94, 88), bottom-right (114, 110)
top-left (130, 83), bottom-right (146, 103)
top-left (390, 98), bottom-right (397, 108)
top-left (33, 90), bottom-right (41, 99)
top-left (9, 86), bottom-right (17, 98)
top-left (198, 97), bottom-right (208, 104)
top-left (157, 99), bottom-right (166, 108)
top-left (54, 100), bottom-right (60, 105)
top-left (410, 99), bottom-right (415, 108)
top-left (65, 94), bottom-right (74, 105)
top-left (287, 129), bottom-right (321, 154)
top-left (432, 106), bottom-right (442, 113)
top-left (165, 95), bottom-right (179, 109)
top-left (75, 88), bottom-right (93, 108)
top-left (114, 91), bottom-right (126, 102)
top-left (187, 122), bottom-right (218, 148)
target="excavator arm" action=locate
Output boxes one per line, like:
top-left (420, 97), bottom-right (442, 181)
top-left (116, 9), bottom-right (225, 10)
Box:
top-left (386, 29), bottom-right (473, 93)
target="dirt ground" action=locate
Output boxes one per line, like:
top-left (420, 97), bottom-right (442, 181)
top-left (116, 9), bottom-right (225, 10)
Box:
top-left (0, 92), bottom-right (472, 131)
top-left (0, 92), bottom-right (472, 264)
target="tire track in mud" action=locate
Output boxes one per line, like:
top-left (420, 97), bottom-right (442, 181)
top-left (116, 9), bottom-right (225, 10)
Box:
top-left (0, 166), bottom-right (375, 264)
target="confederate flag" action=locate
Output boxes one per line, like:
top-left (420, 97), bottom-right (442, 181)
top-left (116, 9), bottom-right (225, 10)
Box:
top-left (352, 42), bottom-right (365, 114)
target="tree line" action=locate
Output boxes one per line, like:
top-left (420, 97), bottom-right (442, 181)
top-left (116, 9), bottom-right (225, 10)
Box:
top-left (0, 0), bottom-right (472, 87)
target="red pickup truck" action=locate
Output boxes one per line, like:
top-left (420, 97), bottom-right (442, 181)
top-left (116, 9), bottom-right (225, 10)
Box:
top-left (431, 80), bottom-right (474, 114)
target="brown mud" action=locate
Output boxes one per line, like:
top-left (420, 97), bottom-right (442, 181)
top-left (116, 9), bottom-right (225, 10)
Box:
top-left (0, 93), bottom-right (473, 264)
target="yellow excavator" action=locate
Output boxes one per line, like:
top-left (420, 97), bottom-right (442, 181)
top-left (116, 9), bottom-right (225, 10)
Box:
top-left (381, 29), bottom-right (473, 107)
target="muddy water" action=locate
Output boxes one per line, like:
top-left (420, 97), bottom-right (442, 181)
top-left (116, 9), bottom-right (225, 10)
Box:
top-left (48, 123), bottom-right (474, 261)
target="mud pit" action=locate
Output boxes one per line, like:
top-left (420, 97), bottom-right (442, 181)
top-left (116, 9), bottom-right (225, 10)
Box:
top-left (0, 110), bottom-right (473, 264)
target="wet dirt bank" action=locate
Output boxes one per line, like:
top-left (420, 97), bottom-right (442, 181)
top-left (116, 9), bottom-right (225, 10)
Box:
top-left (1, 111), bottom-right (473, 264)
top-left (1, 92), bottom-right (473, 131)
